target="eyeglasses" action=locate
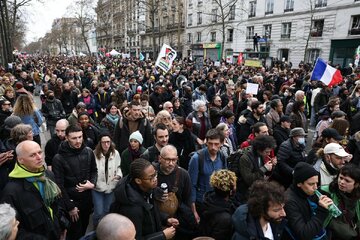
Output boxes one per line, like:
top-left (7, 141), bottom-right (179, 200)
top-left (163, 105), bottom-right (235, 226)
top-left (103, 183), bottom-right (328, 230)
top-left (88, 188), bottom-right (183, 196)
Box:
top-left (141, 171), bottom-right (158, 181)
top-left (166, 106), bottom-right (173, 109)
top-left (161, 155), bottom-right (178, 163)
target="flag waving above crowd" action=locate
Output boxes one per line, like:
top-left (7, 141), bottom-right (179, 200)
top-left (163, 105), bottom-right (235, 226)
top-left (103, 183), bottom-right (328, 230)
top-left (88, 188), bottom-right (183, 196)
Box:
top-left (155, 44), bottom-right (177, 73)
top-left (310, 58), bottom-right (343, 87)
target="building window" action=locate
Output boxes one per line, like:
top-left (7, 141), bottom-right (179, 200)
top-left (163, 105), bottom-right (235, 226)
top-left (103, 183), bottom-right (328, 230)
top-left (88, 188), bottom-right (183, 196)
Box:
top-left (263, 24), bottom-right (272, 39)
top-left (278, 49), bottom-right (289, 61)
top-left (281, 22), bottom-right (291, 39)
top-left (188, 14), bottom-right (193, 26)
top-left (198, 0), bottom-right (203, 6)
top-left (315, 0), bottom-right (327, 8)
top-left (306, 49), bottom-right (320, 64)
top-left (284, 0), bottom-right (294, 12)
top-left (229, 5), bottom-right (235, 20)
top-left (249, 1), bottom-right (256, 18)
top-left (197, 32), bottom-right (201, 42)
top-left (228, 29), bottom-right (234, 42)
top-left (189, 0), bottom-right (193, 7)
top-left (211, 32), bottom-right (216, 42)
top-left (265, 0), bottom-right (274, 15)
top-left (350, 15), bottom-right (360, 35)
top-left (197, 12), bottom-right (202, 25)
top-left (188, 33), bottom-right (192, 43)
top-left (211, 9), bottom-right (217, 23)
top-left (246, 26), bottom-right (254, 40)
top-left (310, 19), bottom-right (324, 37)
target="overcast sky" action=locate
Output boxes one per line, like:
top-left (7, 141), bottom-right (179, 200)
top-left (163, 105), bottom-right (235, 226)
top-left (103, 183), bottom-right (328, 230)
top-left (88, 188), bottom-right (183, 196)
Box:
top-left (25, 0), bottom-right (73, 44)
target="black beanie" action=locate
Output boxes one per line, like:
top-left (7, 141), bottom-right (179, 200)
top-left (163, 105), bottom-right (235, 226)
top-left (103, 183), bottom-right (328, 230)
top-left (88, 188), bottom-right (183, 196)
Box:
top-left (293, 162), bottom-right (319, 184)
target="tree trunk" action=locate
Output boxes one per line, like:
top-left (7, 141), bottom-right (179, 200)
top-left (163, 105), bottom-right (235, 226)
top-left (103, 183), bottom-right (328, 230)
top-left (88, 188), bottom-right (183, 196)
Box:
top-left (82, 30), bottom-right (91, 55)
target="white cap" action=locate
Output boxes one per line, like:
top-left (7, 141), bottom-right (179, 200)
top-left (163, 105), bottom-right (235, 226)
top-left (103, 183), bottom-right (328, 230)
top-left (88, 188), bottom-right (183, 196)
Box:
top-left (324, 143), bottom-right (350, 157)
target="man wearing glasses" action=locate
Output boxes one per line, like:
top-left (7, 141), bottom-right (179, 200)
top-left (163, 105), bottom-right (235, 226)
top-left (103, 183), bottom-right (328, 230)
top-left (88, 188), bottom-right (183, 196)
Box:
top-left (111, 158), bottom-right (177, 240)
top-left (155, 145), bottom-right (195, 238)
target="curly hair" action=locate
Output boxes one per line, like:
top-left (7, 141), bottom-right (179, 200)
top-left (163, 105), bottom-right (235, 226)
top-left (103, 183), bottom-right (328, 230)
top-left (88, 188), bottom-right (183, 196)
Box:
top-left (252, 135), bottom-right (276, 152)
top-left (153, 110), bottom-right (172, 130)
top-left (247, 180), bottom-right (285, 218)
top-left (210, 169), bottom-right (237, 197)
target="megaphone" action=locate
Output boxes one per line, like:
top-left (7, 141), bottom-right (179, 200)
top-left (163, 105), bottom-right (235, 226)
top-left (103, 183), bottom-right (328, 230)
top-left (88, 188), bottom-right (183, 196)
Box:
top-left (176, 75), bottom-right (187, 88)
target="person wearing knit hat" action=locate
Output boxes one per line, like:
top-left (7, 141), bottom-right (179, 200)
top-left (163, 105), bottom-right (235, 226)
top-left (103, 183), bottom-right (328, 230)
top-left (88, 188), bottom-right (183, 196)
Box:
top-left (284, 161), bottom-right (334, 240)
top-left (129, 131), bottom-right (143, 145)
top-left (120, 131), bottom-right (146, 176)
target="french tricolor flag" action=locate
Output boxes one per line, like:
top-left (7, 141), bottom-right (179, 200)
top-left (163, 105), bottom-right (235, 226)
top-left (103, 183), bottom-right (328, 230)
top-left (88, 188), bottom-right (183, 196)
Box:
top-left (310, 58), bottom-right (343, 87)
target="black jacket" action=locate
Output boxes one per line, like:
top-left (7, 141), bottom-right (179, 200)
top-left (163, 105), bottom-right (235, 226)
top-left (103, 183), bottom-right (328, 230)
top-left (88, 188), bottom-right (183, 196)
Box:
top-left (283, 185), bottom-right (329, 240)
top-left (60, 90), bottom-right (78, 115)
top-left (238, 113), bottom-right (266, 144)
top-left (52, 142), bottom-right (97, 211)
top-left (273, 125), bottom-right (290, 153)
top-left (111, 176), bottom-right (165, 240)
top-left (44, 135), bottom-right (63, 167)
top-left (168, 130), bottom-right (196, 170)
top-left (232, 204), bottom-right (286, 240)
top-left (277, 138), bottom-right (307, 187)
top-left (41, 99), bottom-right (65, 126)
top-left (114, 111), bottom-right (152, 153)
top-left (1, 171), bottom-right (62, 240)
top-left (200, 191), bottom-right (234, 240)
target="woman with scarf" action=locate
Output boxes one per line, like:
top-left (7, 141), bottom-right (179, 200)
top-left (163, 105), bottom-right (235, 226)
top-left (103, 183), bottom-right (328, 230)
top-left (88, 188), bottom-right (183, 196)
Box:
top-left (100, 103), bottom-right (120, 139)
top-left (79, 88), bottom-right (96, 120)
top-left (78, 112), bottom-right (100, 150)
top-left (120, 131), bottom-right (146, 177)
top-left (92, 133), bottom-right (122, 227)
top-left (321, 164), bottom-right (360, 240)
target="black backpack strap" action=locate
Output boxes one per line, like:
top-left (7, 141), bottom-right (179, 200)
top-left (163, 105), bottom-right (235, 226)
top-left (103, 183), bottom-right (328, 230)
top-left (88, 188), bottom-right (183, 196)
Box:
top-left (197, 149), bottom-right (205, 175)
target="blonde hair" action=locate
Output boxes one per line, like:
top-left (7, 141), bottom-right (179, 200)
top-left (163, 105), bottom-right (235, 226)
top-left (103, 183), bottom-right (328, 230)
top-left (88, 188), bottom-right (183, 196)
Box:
top-left (153, 110), bottom-right (172, 129)
top-left (13, 94), bottom-right (35, 116)
top-left (210, 169), bottom-right (237, 192)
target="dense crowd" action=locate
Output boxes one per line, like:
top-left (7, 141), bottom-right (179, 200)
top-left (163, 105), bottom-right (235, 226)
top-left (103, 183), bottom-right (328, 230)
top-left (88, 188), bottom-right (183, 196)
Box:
top-left (0, 55), bottom-right (359, 240)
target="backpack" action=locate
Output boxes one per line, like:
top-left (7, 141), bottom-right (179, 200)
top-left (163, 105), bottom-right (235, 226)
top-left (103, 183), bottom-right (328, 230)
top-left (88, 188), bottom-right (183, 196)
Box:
top-left (227, 147), bottom-right (251, 177)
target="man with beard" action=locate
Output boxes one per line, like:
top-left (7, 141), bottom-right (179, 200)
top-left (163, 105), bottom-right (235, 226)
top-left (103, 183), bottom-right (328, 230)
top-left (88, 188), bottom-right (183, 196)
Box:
top-left (52, 125), bottom-right (98, 240)
top-left (141, 123), bottom-right (169, 163)
top-left (237, 100), bottom-right (267, 144)
top-left (111, 158), bottom-right (177, 240)
top-left (44, 119), bottom-right (69, 171)
top-left (114, 101), bottom-right (152, 153)
top-left (318, 142), bottom-right (351, 186)
top-left (232, 180), bottom-right (287, 240)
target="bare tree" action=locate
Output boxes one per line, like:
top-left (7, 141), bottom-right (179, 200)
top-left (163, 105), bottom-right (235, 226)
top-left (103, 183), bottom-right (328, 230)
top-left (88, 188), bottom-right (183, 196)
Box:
top-left (202, 0), bottom-right (246, 59)
top-left (67, 0), bottom-right (95, 55)
top-left (136, 0), bottom-right (160, 57)
top-left (0, 0), bottom-right (35, 66)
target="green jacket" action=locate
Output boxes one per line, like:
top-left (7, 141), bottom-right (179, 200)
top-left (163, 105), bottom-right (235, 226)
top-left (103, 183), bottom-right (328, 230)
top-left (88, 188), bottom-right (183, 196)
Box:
top-left (320, 185), bottom-right (360, 228)
top-left (120, 147), bottom-right (146, 177)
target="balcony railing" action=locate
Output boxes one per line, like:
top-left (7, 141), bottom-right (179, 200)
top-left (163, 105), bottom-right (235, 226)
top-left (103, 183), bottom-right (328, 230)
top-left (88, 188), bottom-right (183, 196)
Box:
top-left (349, 28), bottom-right (360, 35)
top-left (310, 31), bottom-right (323, 37)
top-left (265, 10), bottom-right (273, 15)
top-left (281, 34), bottom-right (291, 39)
top-left (284, 8), bottom-right (293, 12)
top-left (166, 22), bottom-right (185, 30)
top-left (315, 2), bottom-right (327, 8)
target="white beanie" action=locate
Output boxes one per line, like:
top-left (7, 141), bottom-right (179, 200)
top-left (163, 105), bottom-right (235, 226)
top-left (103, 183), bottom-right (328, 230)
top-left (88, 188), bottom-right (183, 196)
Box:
top-left (129, 131), bottom-right (143, 144)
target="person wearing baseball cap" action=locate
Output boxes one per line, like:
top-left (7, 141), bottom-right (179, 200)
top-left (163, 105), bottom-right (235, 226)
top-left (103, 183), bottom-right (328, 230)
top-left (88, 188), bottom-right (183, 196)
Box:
top-left (318, 143), bottom-right (352, 186)
top-left (284, 162), bottom-right (334, 240)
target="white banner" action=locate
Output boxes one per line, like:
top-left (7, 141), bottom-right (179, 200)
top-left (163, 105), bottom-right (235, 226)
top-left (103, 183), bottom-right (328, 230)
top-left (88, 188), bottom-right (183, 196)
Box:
top-left (155, 44), bottom-right (177, 73)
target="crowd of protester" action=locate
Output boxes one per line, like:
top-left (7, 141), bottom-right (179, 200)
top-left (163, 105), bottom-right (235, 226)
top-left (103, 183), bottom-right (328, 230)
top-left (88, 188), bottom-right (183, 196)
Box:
top-left (0, 54), bottom-right (359, 240)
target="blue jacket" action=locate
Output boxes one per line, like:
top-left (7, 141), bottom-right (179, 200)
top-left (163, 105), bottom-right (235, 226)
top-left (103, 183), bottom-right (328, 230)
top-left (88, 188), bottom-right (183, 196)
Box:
top-left (188, 148), bottom-right (226, 203)
top-left (232, 204), bottom-right (286, 240)
top-left (19, 109), bottom-right (43, 136)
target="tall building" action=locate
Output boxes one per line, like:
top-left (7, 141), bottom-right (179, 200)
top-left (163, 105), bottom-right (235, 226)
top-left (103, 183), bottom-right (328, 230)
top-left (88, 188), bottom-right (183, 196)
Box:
top-left (140, 0), bottom-right (185, 59)
top-left (185, 0), bottom-right (360, 67)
